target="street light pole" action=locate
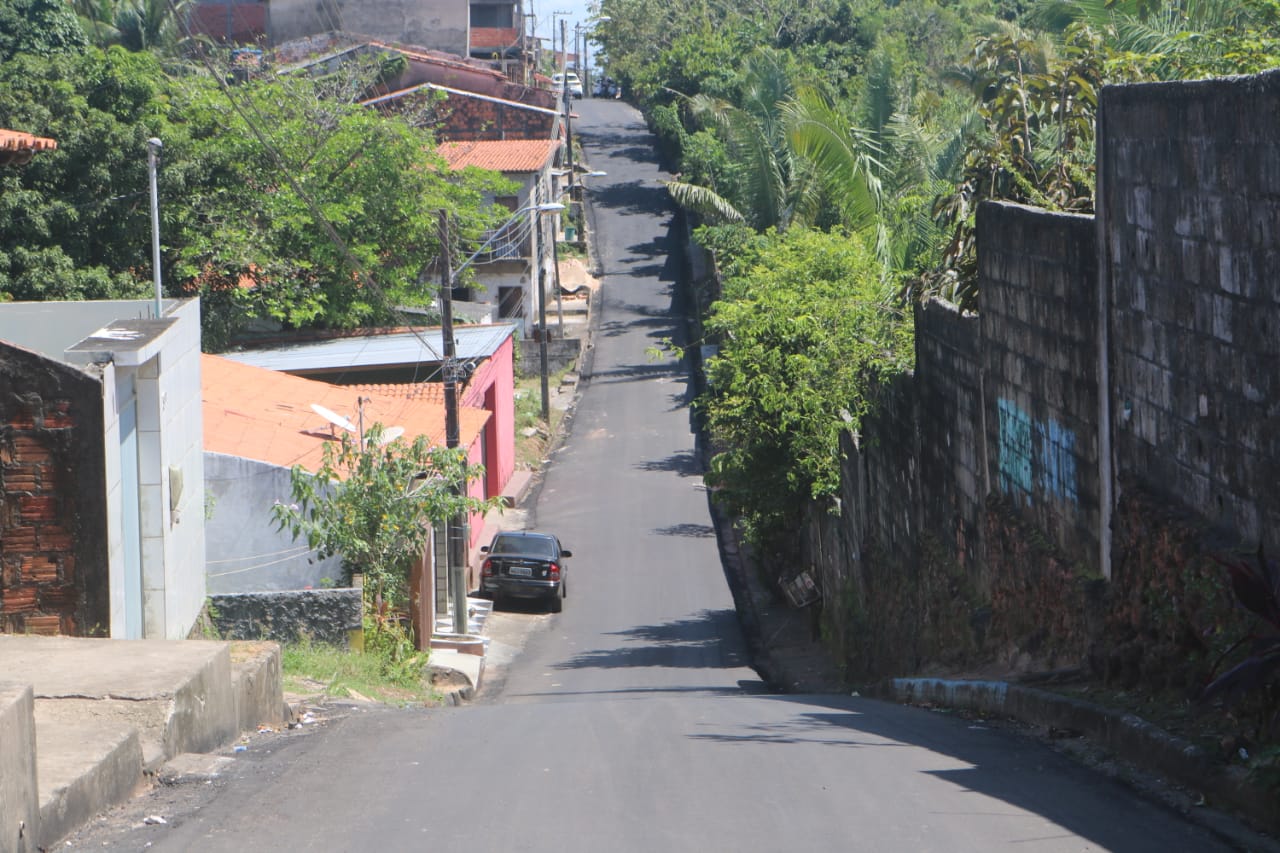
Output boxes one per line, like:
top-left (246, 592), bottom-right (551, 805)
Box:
top-left (147, 138), bottom-right (163, 318)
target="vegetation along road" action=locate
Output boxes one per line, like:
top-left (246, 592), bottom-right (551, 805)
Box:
top-left (65, 99), bottom-right (1244, 853)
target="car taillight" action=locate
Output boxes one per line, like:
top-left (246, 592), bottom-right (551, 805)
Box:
top-left (547, 562), bottom-right (560, 581)
top-left (482, 558), bottom-right (494, 577)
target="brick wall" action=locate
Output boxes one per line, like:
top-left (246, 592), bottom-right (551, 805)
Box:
top-left (0, 349), bottom-right (108, 635)
top-left (1101, 72), bottom-right (1280, 555)
top-left (436, 96), bottom-right (556, 142)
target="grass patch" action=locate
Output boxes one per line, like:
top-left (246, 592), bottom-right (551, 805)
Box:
top-left (514, 370), bottom-right (570, 469)
top-left (281, 629), bottom-right (436, 706)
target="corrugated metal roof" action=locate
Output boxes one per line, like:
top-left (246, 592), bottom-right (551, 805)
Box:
top-left (222, 324), bottom-right (517, 373)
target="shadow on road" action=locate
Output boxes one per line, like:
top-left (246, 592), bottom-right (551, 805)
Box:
top-left (554, 609), bottom-right (745, 672)
top-left (684, 691), bottom-right (1217, 853)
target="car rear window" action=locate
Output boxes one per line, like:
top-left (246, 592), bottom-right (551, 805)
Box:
top-left (492, 535), bottom-right (555, 556)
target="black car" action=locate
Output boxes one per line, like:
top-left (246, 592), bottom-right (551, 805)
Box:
top-left (479, 531), bottom-right (572, 612)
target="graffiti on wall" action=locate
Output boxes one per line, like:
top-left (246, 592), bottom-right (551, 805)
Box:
top-left (997, 397), bottom-right (1078, 507)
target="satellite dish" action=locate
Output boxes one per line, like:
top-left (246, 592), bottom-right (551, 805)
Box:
top-left (375, 426), bottom-right (406, 445)
top-left (310, 403), bottom-right (356, 433)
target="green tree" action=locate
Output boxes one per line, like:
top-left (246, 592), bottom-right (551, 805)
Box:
top-left (167, 67), bottom-right (514, 347)
top-left (272, 425), bottom-right (498, 615)
top-left (0, 46), bottom-right (168, 302)
top-left (0, 0), bottom-right (88, 61)
top-left (699, 226), bottom-right (914, 554)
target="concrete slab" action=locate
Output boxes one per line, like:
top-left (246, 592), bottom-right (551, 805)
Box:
top-left (0, 682), bottom-right (38, 853)
top-left (34, 716), bottom-right (141, 850)
top-left (0, 636), bottom-right (238, 762)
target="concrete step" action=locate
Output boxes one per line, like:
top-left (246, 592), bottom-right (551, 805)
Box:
top-left (34, 715), bottom-right (143, 848)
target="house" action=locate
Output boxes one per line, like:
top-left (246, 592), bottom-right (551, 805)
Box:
top-left (438, 140), bottom-right (563, 334)
top-left (217, 322), bottom-right (518, 542)
top-left (201, 354), bottom-right (490, 594)
top-left (0, 300), bottom-right (206, 640)
top-left (280, 34), bottom-right (559, 140)
top-left (188, 0), bottom-right (536, 82)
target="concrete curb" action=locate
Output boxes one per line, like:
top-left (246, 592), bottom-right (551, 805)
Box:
top-left (878, 677), bottom-right (1280, 845)
top-left (0, 637), bottom-right (285, 850)
top-left (0, 683), bottom-right (38, 853)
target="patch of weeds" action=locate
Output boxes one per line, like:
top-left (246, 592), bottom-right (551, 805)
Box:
top-left (282, 622), bottom-right (434, 706)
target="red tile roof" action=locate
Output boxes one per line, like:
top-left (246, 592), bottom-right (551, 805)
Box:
top-left (0, 129), bottom-right (56, 152)
top-left (202, 355), bottom-right (488, 475)
top-left (351, 382), bottom-right (447, 403)
top-left (438, 139), bottom-right (559, 173)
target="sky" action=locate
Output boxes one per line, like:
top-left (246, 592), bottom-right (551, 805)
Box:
top-left (528, 0), bottom-right (606, 64)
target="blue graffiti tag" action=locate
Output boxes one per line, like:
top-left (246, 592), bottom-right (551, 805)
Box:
top-left (997, 398), bottom-right (1033, 503)
top-left (1037, 418), bottom-right (1079, 504)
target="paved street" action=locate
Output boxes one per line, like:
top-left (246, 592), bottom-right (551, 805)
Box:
top-left (74, 100), bottom-right (1237, 853)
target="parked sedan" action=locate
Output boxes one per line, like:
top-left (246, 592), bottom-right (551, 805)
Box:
top-left (551, 71), bottom-right (584, 99)
top-left (479, 531), bottom-right (572, 612)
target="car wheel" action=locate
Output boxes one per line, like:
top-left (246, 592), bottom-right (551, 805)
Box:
top-left (548, 588), bottom-right (563, 613)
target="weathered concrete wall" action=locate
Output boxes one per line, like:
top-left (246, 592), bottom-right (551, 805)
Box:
top-left (915, 299), bottom-right (985, 574)
top-left (204, 453), bottom-right (343, 594)
top-left (210, 589), bottom-right (362, 646)
top-left (803, 69), bottom-right (1280, 683)
top-left (0, 682), bottom-right (38, 853)
top-left (978, 202), bottom-right (1101, 567)
top-left (267, 0), bottom-right (467, 53)
top-left (1100, 72), bottom-right (1280, 556)
top-left (0, 348), bottom-right (109, 636)
top-left (516, 336), bottom-right (582, 376)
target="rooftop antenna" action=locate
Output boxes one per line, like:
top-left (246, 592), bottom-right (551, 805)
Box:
top-left (310, 403), bottom-right (356, 437)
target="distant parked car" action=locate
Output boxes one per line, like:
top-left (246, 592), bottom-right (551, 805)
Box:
top-left (552, 71), bottom-right (584, 99)
top-left (480, 531), bottom-right (572, 612)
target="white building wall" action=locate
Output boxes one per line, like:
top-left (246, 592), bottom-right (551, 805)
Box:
top-left (154, 300), bottom-right (206, 639)
top-left (204, 453), bottom-right (344, 593)
top-left (100, 362), bottom-right (127, 637)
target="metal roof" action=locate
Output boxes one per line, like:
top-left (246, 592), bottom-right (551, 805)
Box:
top-left (222, 324), bottom-right (517, 374)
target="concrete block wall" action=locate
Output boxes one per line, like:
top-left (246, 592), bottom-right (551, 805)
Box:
top-left (803, 69), bottom-right (1280, 678)
top-left (978, 202), bottom-right (1101, 567)
top-left (915, 299), bottom-right (985, 573)
top-left (1100, 72), bottom-right (1280, 554)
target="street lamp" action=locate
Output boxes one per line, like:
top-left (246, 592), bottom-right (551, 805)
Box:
top-left (146, 138), bottom-right (163, 318)
top-left (436, 201), bottom-right (563, 634)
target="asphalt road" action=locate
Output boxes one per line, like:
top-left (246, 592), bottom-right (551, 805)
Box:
top-left (75, 99), bottom-right (1236, 853)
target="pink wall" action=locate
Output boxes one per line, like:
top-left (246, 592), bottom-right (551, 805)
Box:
top-left (462, 328), bottom-right (516, 549)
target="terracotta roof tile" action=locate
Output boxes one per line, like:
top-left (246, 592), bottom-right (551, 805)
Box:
top-left (351, 382), bottom-right (447, 403)
top-left (0, 129), bottom-right (56, 152)
top-left (203, 355), bottom-right (488, 475)
top-left (438, 139), bottom-right (559, 173)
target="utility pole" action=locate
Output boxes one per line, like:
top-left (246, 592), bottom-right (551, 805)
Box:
top-left (438, 212), bottom-right (468, 636)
